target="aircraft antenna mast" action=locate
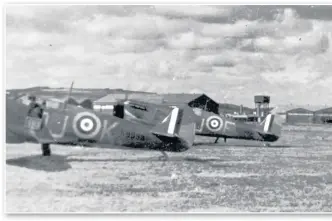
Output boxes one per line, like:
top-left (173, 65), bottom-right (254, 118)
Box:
top-left (63, 81), bottom-right (74, 110)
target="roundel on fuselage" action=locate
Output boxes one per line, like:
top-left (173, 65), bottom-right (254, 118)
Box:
top-left (206, 115), bottom-right (224, 132)
top-left (72, 111), bottom-right (102, 139)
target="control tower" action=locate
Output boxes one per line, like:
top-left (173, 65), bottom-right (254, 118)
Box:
top-left (254, 95), bottom-right (270, 123)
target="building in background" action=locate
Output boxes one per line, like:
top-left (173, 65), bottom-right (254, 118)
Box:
top-left (218, 103), bottom-right (254, 115)
top-left (220, 95), bottom-right (272, 123)
top-left (161, 93), bottom-right (219, 114)
top-left (285, 108), bottom-right (314, 125)
top-left (93, 92), bottom-right (220, 114)
top-left (313, 107), bottom-right (332, 124)
top-left (254, 95), bottom-right (270, 123)
top-left (93, 92), bottom-right (159, 113)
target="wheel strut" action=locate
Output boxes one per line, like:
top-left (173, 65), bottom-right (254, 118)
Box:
top-left (41, 143), bottom-right (51, 156)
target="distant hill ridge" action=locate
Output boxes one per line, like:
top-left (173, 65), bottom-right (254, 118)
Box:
top-left (7, 86), bottom-right (255, 109)
top-left (9, 87), bottom-right (329, 113)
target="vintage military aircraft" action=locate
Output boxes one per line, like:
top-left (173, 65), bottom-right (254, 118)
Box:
top-left (6, 94), bottom-right (197, 160)
top-left (110, 99), bottom-right (283, 146)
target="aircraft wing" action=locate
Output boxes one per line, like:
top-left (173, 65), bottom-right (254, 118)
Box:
top-left (6, 129), bottom-right (26, 144)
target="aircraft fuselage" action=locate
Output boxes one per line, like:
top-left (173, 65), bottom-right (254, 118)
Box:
top-left (6, 98), bottom-right (188, 152)
top-left (122, 101), bottom-right (281, 143)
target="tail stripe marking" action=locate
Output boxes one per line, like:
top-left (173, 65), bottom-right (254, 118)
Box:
top-left (263, 114), bottom-right (274, 133)
top-left (268, 115), bottom-right (275, 132)
top-left (167, 107), bottom-right (179, 135)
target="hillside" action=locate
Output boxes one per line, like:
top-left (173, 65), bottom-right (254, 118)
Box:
top-left (8, 87), bottom-right (278, 114)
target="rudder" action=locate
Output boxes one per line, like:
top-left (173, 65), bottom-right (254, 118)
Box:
top-left (152, 105), bottom-right (196, 148)
top-left (152, 106), bottom-right (184, 137)
top-left (262, 113), bottom-right (282, 138)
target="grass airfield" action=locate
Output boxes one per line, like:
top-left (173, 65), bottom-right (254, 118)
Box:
top-left (5, 124), bottom-right (332, 213)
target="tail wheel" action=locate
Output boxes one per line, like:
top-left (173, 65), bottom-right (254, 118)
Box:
top-left (41, 143), bottom-right (51, 156)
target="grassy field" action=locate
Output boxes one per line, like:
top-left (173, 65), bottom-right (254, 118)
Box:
top-left (5, 124), bottom-right (332, 213)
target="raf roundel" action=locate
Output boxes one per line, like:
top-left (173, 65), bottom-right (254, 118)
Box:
top-left (206, 115), bottom-right (223, 132)
top-left (72, 112), bottom-right (102, 139)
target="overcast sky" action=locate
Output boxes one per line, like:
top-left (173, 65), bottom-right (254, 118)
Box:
top-left (6, 5), bottom-right (332, 106)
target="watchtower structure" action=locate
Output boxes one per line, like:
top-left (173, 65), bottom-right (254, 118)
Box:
top-left (254, 95), bottom-right (270, 123)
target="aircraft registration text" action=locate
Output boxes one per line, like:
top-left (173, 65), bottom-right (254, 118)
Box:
top-left (24, 117), bottom-right (43, 130)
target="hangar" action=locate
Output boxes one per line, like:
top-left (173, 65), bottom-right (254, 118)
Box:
top-left (285, 108), bottom-right (314, 124)
top-left (93, 92), bottom-right (219, 114)
top-left (161, 93), bottom-right (219, 114)
top-left (218, 103), bottom-right (254, 115)
top-left (313, 107), bottom-right (332, 124)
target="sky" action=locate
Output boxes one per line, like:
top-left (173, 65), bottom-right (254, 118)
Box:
top-left (5, 5), bottom-right (332, 107)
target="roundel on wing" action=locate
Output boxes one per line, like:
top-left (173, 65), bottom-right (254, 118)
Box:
top-left (72, 112), bottom-right (102, 139)
top-left (206, 115), bottom-right (223, 132)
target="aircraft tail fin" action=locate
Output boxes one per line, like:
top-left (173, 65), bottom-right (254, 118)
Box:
top-left (260, 113), bottom-right (282, 138)
top-left (151, 105), bottom-right (196, 148)
top-left (63, 81), bottom-right (74, 110)
top-left (152, 107), bottom-right (183, 137)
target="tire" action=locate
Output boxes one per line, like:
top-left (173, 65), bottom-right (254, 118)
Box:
top-left (41, 143), bottom-right (51, 156)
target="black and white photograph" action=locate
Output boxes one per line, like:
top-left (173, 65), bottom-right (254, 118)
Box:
top-left (4, 3), bottom-right (332, 213)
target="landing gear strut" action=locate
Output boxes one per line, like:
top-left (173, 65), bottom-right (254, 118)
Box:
top-left (263, 143), bottom-right (271, 147)
top-left (214, 137), bottom-right (227, 143)
top-left (41, 143), bottom-right (51, 156)
top-left (159, 151), bottom-right (169, 161)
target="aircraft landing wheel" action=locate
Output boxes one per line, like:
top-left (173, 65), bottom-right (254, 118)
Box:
top-left (263, 143), bottom-right (271, 147)
top-left (41, 143), bottom-right (51, 156)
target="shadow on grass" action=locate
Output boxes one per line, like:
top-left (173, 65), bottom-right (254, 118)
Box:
top-left (193, 142), bottom-right (298, 148)
top-left (6, 154), bottom-right (232, 172)
top-left (6, 154), bottom-right (72, 172)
